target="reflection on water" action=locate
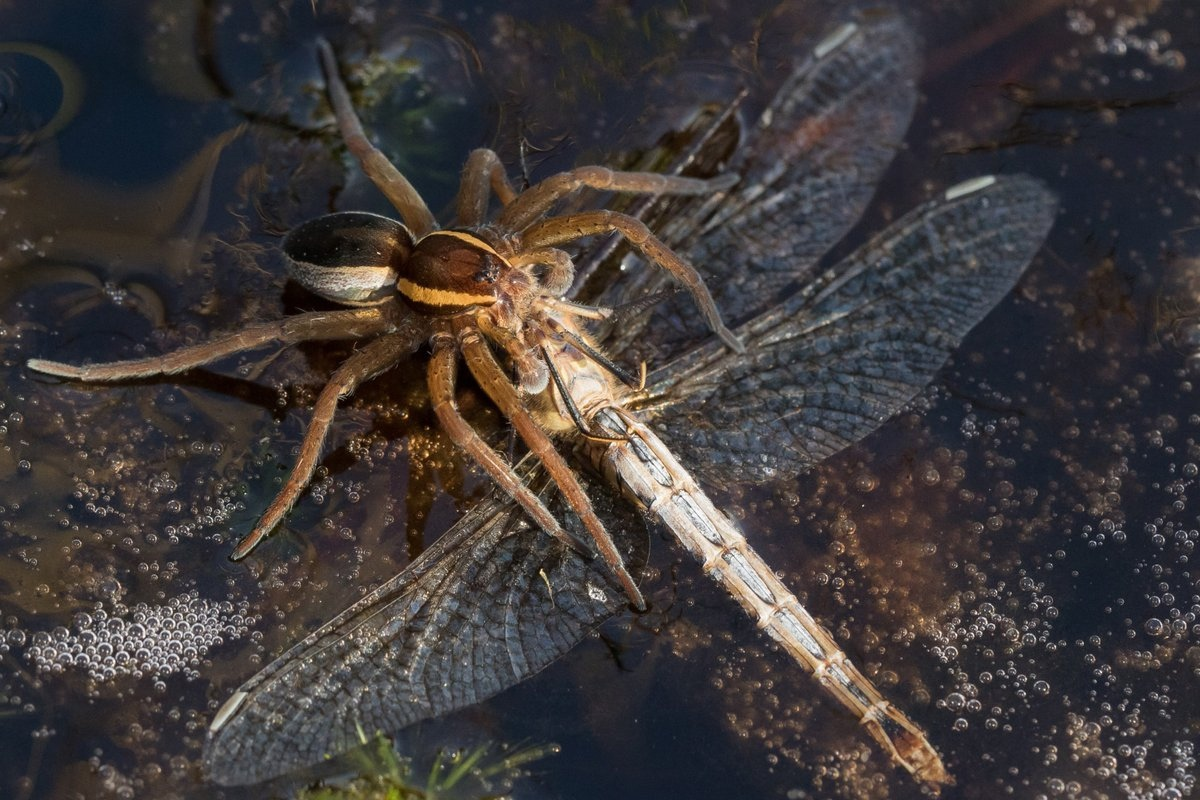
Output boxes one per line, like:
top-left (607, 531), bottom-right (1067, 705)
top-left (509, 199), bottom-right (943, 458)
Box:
top-left (2, 1), bottom-right (1200, 798)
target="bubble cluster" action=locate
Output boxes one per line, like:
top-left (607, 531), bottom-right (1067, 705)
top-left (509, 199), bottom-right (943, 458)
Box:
top-left (1066, 8), bottom-right (1186, 70)
top-left (21, 593), bottom-right (256, 682)
top-left (1044, 720), bottom-right (1197, 800)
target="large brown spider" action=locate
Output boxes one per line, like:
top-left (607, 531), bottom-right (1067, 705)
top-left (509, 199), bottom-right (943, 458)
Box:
top-left (27, 39), bottom-right (741, 610)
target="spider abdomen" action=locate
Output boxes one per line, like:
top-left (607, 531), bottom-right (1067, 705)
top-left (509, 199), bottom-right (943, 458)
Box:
top-left (282, 211), bottom-right (413, 306)
top-left (399, 230), bottom-right (506, 316)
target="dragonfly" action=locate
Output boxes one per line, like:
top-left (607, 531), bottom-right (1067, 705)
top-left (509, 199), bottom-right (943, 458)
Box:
top-left (26, 11), bottom-right (1056, 791)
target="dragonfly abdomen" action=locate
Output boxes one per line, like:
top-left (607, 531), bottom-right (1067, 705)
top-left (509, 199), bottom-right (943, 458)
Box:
top-left (586, 406), bottom-right (951, 787)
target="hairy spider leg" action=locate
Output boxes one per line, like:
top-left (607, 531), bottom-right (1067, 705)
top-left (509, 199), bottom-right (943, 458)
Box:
top-left (508, 248), bottom-right (577, 297)
top-left (231, 330), bottom-right (417, 559)
top-left (428, 332), bottom-right (645, 607)
top-left (498, 164), bottom-right (739, 233)
top-left (522, 209), bottom-right (744, 352)
top-left (457, 328), bottom-right (645, 609)
top-left (454, 149), bottom-right (519, 227)
top-left (26, 307), bottom-right (396, 380)
top-left (316, 38), bottom-right (437, 238)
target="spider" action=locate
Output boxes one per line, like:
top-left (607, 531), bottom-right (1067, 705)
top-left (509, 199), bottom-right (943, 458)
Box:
top-left (27, 39), bottom-right (742, 610)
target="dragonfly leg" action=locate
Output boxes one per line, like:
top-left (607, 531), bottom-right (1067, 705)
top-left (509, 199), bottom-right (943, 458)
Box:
top-left (457, 329), bottom-right (646, 610)
top-left (230, 330), bottom-right (414, 560)
top-left (315, 39), bottom-right (437, 238)
top-left (520, 209), bottom-right (743, 352)
top-left (540, 347), bottom-right (625, 444)
top-left (540, 323), bottom-right (642, 389)
top-left (26, 306), bottom-right (395, 381)
top-left (454, 148), bottom-right (518, 227)
top-left (497, 164), bottom-right (737, 232)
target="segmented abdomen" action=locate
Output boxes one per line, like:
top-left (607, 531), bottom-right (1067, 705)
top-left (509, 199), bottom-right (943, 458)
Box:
top-left (584, 405), bottom-right (948, 784)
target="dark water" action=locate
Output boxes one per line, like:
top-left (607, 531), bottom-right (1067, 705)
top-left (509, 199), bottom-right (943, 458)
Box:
top-left (1, 1), bottom-right (1198, 798)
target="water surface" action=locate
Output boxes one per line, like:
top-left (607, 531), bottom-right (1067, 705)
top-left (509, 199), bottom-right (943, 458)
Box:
top-left (2, 1), bottom-right (1198, 798)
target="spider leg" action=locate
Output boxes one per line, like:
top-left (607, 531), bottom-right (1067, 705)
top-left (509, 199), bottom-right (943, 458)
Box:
top-left (459, 329), bottom-right (646, 609)
top-left (521, 209), bottom-right (744, 352)
top-left (539, 296), bottom-right (612, 321)
top-left (454, 148), bottom-right (518, 227)
top-left (316, 39), bottom-right (438, 238)
top-left (427, 333), bottom-right (621, 578)
top-left (230, 330), bottom-right (415, 560)
top-left (507, 247), bottom-right (575, 296)
top-left (497, 165), bottom-right (737, 232)
top-left (26, 306), bottom-right (396, 381)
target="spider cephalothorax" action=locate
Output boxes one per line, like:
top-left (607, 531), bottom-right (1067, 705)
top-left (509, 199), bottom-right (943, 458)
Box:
top-left (399, 231), bottom-right (508, 315)
top-left (27, 38), bottom-right (742, 610)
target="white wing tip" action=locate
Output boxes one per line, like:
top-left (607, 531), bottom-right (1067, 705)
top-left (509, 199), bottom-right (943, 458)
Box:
top-left (944, 175), bottom-right (998, 202)
top-left (209, 690), bottom-right (249, 733)
top-left (815, 22), bottom-right (858, 60)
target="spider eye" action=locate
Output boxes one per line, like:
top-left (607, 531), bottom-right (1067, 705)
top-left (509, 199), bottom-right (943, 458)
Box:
top-left (473, 257), bottom-right (501, 285)
top-left (399, 231), bottom-right (507, 316)
top-left (283, 212), bottom-right (413, 306)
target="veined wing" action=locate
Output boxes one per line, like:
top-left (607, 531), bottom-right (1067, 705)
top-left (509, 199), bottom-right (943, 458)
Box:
top-left (640, 174), bottom-right (1058, 484)
top-left (602, 10), bottom-right (920, 357)
top-left (201, 16), bottom-right (918, 785)
top-left (201, 15), bottom-right (1042, 789)
top-left (205, 175), bottom-right (1057, 785)
top-left (203, 463), bottom-right (646, 786)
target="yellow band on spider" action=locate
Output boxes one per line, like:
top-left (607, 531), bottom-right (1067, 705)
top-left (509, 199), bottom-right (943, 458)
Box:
top-left (397, 278), bottom-right (496, 308)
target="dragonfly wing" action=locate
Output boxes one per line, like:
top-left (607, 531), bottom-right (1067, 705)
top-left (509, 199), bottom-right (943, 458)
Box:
top-left (203, 468), bottom-right (645, 786)
top-left (643, 174), bottom-right (1057, 483)
top-left (602, 11), bottom-right (920, 358)
top-left (696, 11), bottom-right (921, 315)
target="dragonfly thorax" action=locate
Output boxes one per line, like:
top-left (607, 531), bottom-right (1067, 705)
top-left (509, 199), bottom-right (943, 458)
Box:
top-left (535, 315), bottom-right (629, 434)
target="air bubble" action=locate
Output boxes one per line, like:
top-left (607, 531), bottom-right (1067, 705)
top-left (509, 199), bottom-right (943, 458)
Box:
top-left (18, 593), bottom-right (257, 682)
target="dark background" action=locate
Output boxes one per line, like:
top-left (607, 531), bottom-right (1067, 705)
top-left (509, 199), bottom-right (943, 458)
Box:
top-left (1, 1), bottom-right (1198, 798)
